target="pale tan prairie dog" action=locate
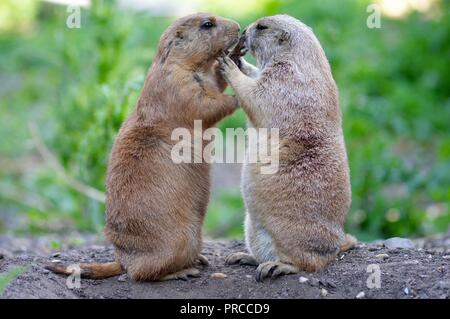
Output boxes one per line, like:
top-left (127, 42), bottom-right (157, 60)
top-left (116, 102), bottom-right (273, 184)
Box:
top-left (218, 14), bottom-right (356, 281)
top-left (46, 13), bottom-right (240, 281)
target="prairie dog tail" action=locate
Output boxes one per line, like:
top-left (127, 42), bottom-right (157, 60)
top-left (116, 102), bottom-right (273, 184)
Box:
top-left (45, 261), bottom-right (124, 279)
top-left (340, 233), bottom-right (357, 252)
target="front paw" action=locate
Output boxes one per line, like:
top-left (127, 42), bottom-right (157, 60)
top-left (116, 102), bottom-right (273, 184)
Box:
top-left (229, 35), bottom-right (247, 68)
top-left (217, 55), bottom-right (239, 82)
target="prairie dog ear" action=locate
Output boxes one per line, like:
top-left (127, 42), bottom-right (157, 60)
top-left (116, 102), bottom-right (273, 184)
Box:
top-left (278, 30), bottom-right (291, 44)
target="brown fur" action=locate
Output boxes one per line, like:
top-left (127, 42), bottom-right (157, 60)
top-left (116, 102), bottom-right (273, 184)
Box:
top-left (219, 15), bottom-right (356, 281)
top-left (46, 13), bottom-right (240, 281)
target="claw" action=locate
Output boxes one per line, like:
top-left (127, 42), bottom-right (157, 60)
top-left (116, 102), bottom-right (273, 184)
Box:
top-left (271, 266), bottom-right (283, 279)
top-left (186, 269), bottom-right (201, 278)
top-left (196, 254), bottom-right (209, 267)
top-left (178, 274), bottom-right (188, 281)
top-left (176, 268), bottom-right (200, 280)
top-left (256, 262), bottom-right (277, 282)
top-left (255, 261), bottom-right (299, 282)
top-left (161, 267), bottom-right (200, 281)
top-left (222, 56), bottom-right (230, 67)
top-left (225, 252), bottom-right (258, 266)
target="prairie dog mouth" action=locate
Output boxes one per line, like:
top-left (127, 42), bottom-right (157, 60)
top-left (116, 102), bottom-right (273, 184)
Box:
top-left (224, 37), bottom-right (240, 55)
top-left (227, 35), bottom-right (247, 67)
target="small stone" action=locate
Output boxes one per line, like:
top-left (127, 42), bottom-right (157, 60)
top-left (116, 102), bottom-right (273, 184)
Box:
top-left (210, 272), bottom-right (227, 279)
top-left (309, 278), bottom-right (319, 287)
top-left (117, 274), bottom-right (128, 282)
top-left (368, 246), bottom-right (382, 251)
top-left (42, 269), bottom-right (50, 274)
top-left (356, 291), bottom-right (365, 299)
top-left (52, 252), bottom-right (61, 258)
top-left (404, 287), bottom-right (410, 295)
top-left (375, 253), bottom-right (389, 260)
top-left (299, 276), bottom-right (309, 283)
top-left (321, 288), bottom-right (328, 297)
top-left (245, 275), bottom-right (252, 279)
top-left (383, 237), bottom-right (415, 250)
top-left (443, 255), bottom-right (450, 260)
top-left (51, 259), bottom-right (62, 263)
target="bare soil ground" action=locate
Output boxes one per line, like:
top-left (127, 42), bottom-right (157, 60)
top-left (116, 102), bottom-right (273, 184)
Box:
top-left (0, 232), bottom-right (449, 299)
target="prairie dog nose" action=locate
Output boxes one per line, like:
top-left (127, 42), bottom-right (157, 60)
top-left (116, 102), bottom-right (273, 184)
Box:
top-left (227, 19), bottom-right (240, 32)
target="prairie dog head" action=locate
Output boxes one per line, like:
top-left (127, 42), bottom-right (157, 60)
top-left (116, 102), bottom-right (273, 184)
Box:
top-left (156, 13), bottom-right (240, 69)
top-left (244, 14), bottom-right (327, 70)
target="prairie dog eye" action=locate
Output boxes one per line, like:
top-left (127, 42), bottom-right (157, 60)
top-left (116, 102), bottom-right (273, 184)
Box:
top-left (201, 21), bottom-right (214, 29)
top-left (256, 24), bottom-right (268, 30)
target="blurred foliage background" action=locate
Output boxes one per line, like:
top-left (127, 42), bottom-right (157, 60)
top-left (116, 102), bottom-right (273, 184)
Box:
top-left (0, 0), bottom-right (449, 242)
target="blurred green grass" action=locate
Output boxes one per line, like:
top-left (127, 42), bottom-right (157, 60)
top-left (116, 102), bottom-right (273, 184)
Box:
top-left (0, 0), bottom-right (449, 241)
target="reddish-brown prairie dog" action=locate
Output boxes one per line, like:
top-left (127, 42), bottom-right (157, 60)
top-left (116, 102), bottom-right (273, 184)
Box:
top-left (219, 14), bottom-right (356, 281)
top-left (46, 13), bottom-right (240, 281)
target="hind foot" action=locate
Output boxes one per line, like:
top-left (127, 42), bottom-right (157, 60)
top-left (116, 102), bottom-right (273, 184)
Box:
top-left (160, 267), bottom-right (201, 281)
top-left (225, 252), bottom-right (258, 266)
top-left (255, 261), bottom-right (299, 282)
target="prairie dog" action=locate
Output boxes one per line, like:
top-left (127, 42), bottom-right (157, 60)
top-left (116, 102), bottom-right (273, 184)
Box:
top-left (47, 13), bottom-right (240, 281)
top-left (218, 15), bottom-right (356, 281)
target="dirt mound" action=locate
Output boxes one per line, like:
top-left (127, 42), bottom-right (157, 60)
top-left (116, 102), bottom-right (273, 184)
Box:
top-left (0, 235), bottom-right (449, 299)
